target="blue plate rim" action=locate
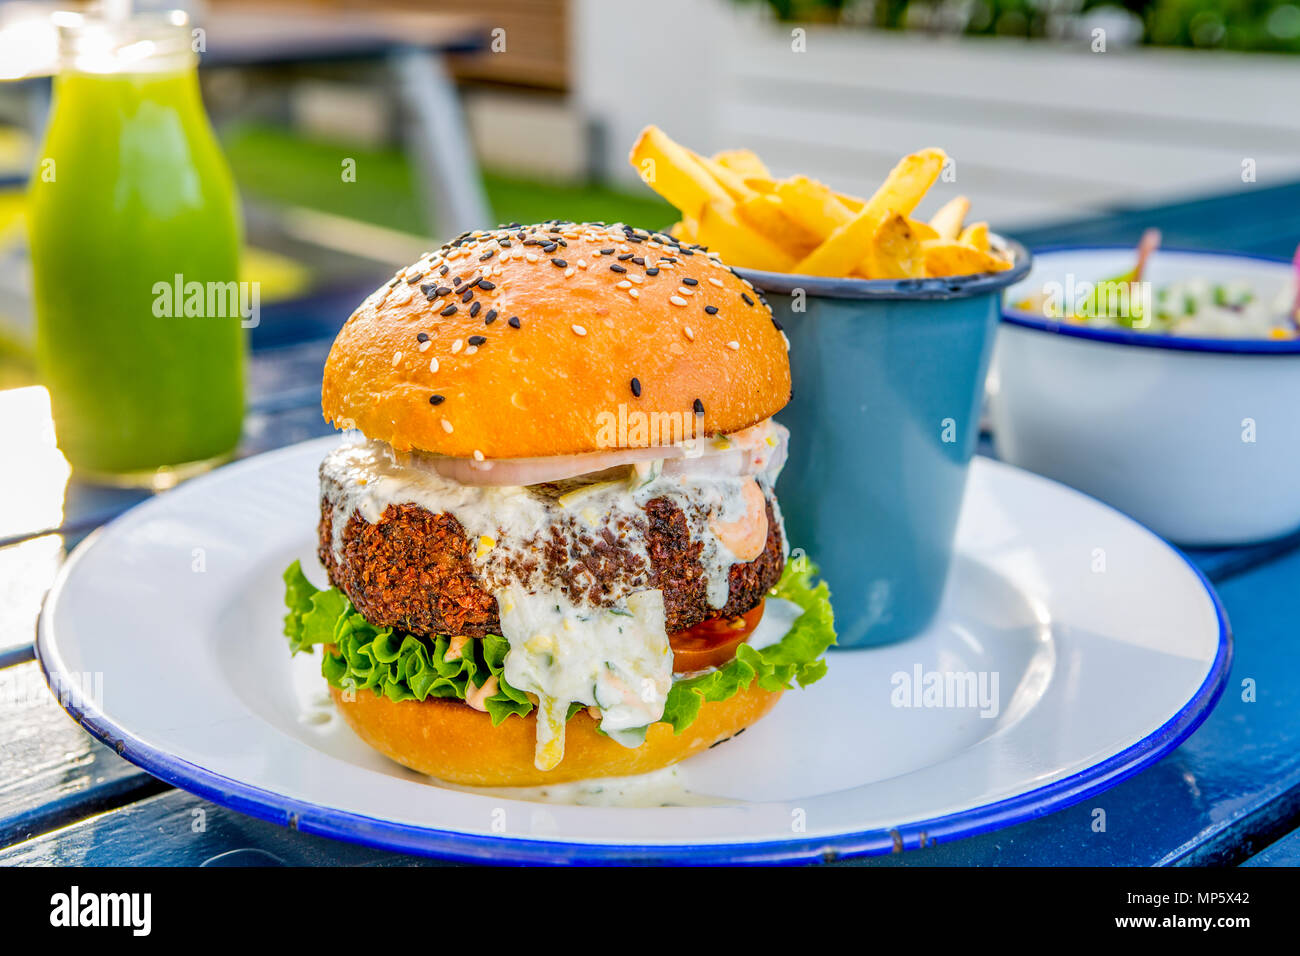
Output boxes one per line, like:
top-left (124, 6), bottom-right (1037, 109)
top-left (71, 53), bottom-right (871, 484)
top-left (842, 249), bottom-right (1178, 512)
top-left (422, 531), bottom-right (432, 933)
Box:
top-left (1001, 245), bottom-right (1300, 355)
top-left (34, 458), bottom-right (1233, 866)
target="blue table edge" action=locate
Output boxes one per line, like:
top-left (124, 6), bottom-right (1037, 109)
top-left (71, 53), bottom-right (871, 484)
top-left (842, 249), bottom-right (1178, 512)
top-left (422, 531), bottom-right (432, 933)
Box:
top-left (31, 461), bottom-right (1234, 867)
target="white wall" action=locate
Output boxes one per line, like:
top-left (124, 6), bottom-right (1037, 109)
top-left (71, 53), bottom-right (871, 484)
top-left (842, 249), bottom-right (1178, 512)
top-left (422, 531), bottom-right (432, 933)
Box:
top-left (573, 0), bottom-right (1300, 228)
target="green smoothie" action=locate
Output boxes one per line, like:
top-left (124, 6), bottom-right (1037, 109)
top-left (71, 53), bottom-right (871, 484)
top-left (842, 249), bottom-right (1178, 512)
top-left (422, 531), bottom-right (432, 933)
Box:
top-left (29, 18), bottom-right (245, 481)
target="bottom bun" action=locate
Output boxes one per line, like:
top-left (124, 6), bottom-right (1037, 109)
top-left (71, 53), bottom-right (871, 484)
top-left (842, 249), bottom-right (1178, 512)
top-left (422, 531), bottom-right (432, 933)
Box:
top-left (330, 681), bottom-right (783, 787)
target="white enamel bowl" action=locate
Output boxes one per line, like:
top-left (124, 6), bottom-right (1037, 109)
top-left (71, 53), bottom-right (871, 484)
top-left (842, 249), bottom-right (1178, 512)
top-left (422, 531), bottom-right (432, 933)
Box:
top-left (994, 248), bottom-right (1300, 546)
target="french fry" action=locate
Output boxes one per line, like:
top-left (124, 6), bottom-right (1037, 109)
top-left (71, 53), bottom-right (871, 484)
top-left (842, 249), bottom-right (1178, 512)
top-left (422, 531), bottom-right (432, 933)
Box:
top-left (867, 213), bottom-right (926, 279)
top-left (907, 218), bottom-right (940, 242)
top-left (773, 176), bottom-right (855, 238)
top-left (629, 126), bottom-right (731, 220)
top-left (629, 130), bottom-right (999, 279)
top-left (669, 217), bottom-right (698, 243)
top-left (713, 148), bottom-right (770, 180)
top-left (958, 221), bottom-right (989, 252)
top-left (923, 239), bottom-right (1011, 277)
top-left (736, 194), bottom-right (822, 256)
top-left (692, 150), bottom-right (756, 202)
top-left (792, 202), bottom-right (884, 277)
top-left (929, 196), bottom-right (970, 240)
top-left (697, 201), bottom-right (797, 273)
top-left (864, 149), bottom-right (948, 220)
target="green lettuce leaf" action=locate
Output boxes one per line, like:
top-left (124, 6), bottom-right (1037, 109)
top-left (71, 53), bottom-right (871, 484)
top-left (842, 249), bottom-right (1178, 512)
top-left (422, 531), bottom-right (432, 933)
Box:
top-left (659, 557), bottom-right (836, 733)
top-left (281, 557), bottom-right (835, 735)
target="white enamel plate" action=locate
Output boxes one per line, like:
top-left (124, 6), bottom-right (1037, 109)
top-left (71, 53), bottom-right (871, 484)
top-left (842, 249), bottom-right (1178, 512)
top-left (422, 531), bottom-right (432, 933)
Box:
top-left (37, 437), bottom-right (1230, 864)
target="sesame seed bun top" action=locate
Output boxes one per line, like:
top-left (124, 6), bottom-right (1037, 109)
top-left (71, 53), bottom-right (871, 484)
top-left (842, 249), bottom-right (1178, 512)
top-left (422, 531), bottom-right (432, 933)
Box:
top-left (321, 221), bottom-right (792, 460)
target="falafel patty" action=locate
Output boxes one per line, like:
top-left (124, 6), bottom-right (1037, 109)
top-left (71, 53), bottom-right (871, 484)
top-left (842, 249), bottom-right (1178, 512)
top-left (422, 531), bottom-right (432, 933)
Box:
top-left (318, 485), bottom-right (785, 640)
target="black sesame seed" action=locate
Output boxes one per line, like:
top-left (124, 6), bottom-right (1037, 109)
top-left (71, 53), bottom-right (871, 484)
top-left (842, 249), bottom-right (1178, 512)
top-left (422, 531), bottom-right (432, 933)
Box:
top-left (435, 286), bottom-right (451, 297)
top-left (693, 398), bottom-right (705, 416)
top-left (772, 318), bottom-right (783, 331)
top-left (484, 309), bottom-right (498, 325)
top-left (460, 289), bottom-right (474, 303)
top-left (681, 277), bottom-right (698, 286)
top-left (645, 267), bottom-right (660, 276)
top-left (741, 293), bottom-right (754, 306)
top-left (440, 304), bottom-right (458, 316)
top-left (610, 264), bottom-right (627, 274)
top-left (479, 250), bottom-right (494, 261)
top-left (704, 305), bottom-right (719, 315)
top-left (469, 302), bottom-right (482, 317)
top-left (429, 394), bottom-right (445, 405)
top-left (551, 258), bottom-right (567, 268)
top-left (439, 265), bottom-right (449, 275)
top-left (601, 248), bottom-right (615, 255)
top-left (420, 282), bottom-right (437, 295)
top-left (617, 253), bottom-right (633, 261)
top-left (468, 334), bottom-right (486, 346)
top-left (543, 243), bottom-right (557, 253)
top-left (508, 316), bottom-right (521, 329)
top-left (632, 256), bottom-right (646, 266)
top-left (478, 280), bottom-right (496, 291)
top-left (453, 276), bottom-right (463, 286)
top-left (630, 377), bottom-right (642, 398)
top-left (416, 332), bottom-right (429, 342)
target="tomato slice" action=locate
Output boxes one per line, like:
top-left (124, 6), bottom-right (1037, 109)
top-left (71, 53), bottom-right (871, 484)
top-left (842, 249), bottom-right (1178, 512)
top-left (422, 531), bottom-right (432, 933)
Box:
top-left (669, 600), bottom-right (766, 673)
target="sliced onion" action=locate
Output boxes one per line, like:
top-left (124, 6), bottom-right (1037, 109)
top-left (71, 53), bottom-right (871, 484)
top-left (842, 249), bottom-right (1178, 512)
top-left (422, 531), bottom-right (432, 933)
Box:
top-left (401, 420), bottom-right (789, 487)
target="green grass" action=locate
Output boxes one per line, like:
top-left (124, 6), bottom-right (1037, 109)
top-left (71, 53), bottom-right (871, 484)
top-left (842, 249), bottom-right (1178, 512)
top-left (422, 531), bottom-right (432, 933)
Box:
top-left (220, 123), bottom-right (673, 237)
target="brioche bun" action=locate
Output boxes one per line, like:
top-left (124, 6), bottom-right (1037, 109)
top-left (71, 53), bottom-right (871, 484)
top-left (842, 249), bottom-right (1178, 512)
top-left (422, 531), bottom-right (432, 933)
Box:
top-left (329, 680), bottom-right (782, 787)
top-left (321, 221), bottom-right (791, 460)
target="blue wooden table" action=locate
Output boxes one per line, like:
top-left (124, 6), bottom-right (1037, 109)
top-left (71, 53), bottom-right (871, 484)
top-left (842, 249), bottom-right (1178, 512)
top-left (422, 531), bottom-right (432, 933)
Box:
top-left (2, 183), bottom-right (1299, 866)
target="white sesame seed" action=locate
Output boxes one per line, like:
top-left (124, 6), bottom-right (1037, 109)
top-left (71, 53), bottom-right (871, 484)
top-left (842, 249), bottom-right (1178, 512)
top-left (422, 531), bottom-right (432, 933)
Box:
top-left (452, 339), bottom-right (463, 354)
top-left (576, 259), bottom-right (587, 269)
top-left (727, 340), bottom-right (740, 350)
top-left (392, 351), bottom-right (403, 365)
top-left (564, 267), bottom-right (575, 278)
top-left (628, 288), bottom-right (640, 299)
top-left (677, 286), bottom-right (693, 296)
top-left (441, 419), bottom-right (454, 433)
top-left (466, 345), bottom-right (478, 355)
top-left (429, 357), bottom-right (439, 372)
top-left (473, 449), bottom-right (485, 461)
top-left (617, 280), bottom-right (632, 289)
top-left (526, 253), bottom-right (539, 263)
top-left (572, 324), bottom-right (587, 336)
top-left (684, 326), bottom-right (695, 340)
top-left (670, 296), bottom-right (688, 307)
top-left (708, 277), bottom-right (725, 288)
top-left (629, 274), bottom-right (643, 284)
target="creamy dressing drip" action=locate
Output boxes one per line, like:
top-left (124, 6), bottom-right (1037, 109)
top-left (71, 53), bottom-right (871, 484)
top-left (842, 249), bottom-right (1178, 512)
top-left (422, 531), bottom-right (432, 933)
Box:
top-left (319, 427), bottom-right (787, 771)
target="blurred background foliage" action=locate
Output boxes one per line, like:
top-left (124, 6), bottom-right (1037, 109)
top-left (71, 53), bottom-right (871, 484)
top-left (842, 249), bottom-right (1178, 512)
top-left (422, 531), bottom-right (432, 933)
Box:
top-left (735, 0), bottom-right (1300, 51)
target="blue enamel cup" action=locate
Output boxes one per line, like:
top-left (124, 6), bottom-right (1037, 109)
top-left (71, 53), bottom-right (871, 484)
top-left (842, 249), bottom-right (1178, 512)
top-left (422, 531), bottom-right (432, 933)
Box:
top-left (737, 239), bottom-right (1031, 647)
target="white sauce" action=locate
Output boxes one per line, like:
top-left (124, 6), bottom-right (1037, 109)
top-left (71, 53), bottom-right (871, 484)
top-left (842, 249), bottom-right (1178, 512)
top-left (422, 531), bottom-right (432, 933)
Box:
top-left (319, 426), bottom-right (788, 771)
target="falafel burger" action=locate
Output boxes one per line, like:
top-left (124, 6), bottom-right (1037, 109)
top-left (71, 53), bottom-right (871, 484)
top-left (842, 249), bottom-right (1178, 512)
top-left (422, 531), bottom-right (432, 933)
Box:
top-left (282, 220), bottom-right (834, 787)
